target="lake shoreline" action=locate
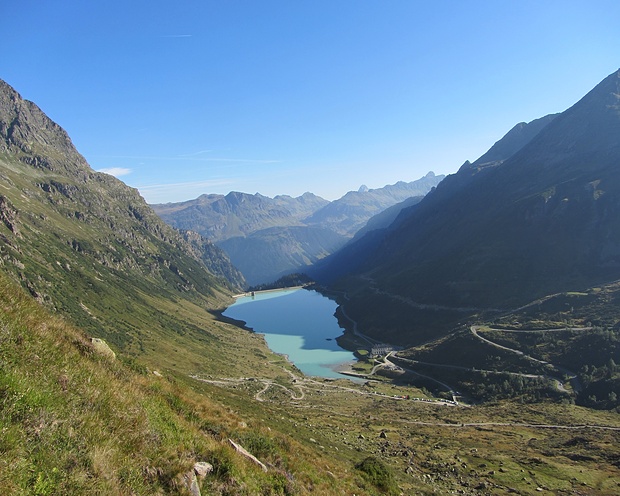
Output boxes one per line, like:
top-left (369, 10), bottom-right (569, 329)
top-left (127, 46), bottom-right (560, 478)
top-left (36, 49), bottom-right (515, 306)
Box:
top-left (223, 288), bottom-right (363, 380)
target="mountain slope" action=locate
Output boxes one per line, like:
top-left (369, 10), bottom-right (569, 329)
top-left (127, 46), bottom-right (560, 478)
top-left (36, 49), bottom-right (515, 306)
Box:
top-left (319, 69), bottom-right (620, 344)
top-left (465, 113), bottom-right (558, 170)
top-left (349, 194), bottom-right (426, 242)
top-left (0, 263), bottom-right (377, 495)
top-left (152, 191), bottom-right (328, 243)
top-left (153, 174), bottom-right (443, 285)
top-left (0, 79), bottom-right (245, 359)
top-left (219, 225), bottom-right (348, 285)
top-left (304, 172), bottom-right (444, 236)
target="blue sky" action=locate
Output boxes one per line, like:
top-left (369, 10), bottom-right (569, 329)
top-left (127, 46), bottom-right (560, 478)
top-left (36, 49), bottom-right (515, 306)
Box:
top-left (2, 1), bottom-right (619, 203)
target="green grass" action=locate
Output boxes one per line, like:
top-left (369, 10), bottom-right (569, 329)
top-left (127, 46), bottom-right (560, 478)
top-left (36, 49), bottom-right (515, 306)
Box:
top-left (0, 273), bottom-right (373, 495)
top-left (2, 264), bottom-right (620, 494)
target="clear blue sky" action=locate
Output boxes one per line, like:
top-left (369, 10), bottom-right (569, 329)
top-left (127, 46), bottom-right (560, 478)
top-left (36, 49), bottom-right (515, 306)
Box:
top-left (2, 1), bottom-right (619, 203)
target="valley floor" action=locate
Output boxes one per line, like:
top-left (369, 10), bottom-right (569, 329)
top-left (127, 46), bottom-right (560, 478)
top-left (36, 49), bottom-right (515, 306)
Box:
top-left (190, 361), bottom-right (620, 495)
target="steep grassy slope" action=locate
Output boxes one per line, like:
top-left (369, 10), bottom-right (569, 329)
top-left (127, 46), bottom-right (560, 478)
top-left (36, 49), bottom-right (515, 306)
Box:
top-left (0, 271), bottom-right (367, 495)
top-left (0, 79), bottom-right (248, 366)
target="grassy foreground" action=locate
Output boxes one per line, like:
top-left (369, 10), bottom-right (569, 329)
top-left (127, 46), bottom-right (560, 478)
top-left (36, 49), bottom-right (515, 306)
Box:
top-left (2, 271), bottom-right (620, 494)
top-left (0, 273), bottom-right (364, 495)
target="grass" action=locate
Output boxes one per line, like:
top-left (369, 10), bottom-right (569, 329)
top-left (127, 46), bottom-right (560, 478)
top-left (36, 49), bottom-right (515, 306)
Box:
top-left (2, 264), bottom-right (620, 494)
top-left (0, 272), bottom-right (376, 495)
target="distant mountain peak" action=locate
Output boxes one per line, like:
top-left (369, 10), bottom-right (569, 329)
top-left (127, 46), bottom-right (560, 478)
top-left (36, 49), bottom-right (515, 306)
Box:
top-left (358, 184), bottom-right (369, 193)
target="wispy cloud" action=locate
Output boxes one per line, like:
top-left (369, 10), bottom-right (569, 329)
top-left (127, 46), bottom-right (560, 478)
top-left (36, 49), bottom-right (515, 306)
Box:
top-left (178, 149), bottom-right (213, 157)
top-left (97, 167), bottom-right (132, 177)
top-left (91, 154), bottom-right (280, 164)
top-left (137, 179), bottom-right (235, 204)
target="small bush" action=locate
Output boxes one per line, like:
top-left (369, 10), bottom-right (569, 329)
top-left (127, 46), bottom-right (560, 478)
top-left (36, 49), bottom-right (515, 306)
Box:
top-left (355, 456), bottom-right (397, 494)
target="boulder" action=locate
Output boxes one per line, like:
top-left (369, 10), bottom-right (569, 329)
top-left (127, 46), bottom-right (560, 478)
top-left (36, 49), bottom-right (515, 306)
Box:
top-left (194, 461), bottom-right (213, 479)
top-left (228, 438), bottom-right (268, 472)
top-left (90, 338), bottom-right (116, 359)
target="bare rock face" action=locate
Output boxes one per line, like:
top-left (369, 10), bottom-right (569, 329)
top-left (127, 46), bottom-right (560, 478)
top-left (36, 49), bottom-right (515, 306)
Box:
top-left (0, 80), bottom-right (91, 177)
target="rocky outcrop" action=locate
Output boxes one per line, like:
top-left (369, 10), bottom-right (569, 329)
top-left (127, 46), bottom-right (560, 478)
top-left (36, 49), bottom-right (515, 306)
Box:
top-left (228, 438), bottom-right (268, 472)
top-left (0, 195), bottom-right (20, 237)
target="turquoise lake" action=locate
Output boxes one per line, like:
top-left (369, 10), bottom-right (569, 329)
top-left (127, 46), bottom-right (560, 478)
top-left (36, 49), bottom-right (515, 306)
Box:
top-left (223, 288), bottom-right (356, 379)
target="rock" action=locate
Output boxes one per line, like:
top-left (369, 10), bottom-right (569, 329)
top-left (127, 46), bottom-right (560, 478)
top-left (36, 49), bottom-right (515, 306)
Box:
top-left (228, 438), bottom-right (268, 472)
top-left (194, 461), bottom-right (213, 479)
top-left (181, 470), bottom-right (201, 496)
top-left (90, 338), bottom-right (116, 359)
top-left (379, 431), bottom-right (387, 439)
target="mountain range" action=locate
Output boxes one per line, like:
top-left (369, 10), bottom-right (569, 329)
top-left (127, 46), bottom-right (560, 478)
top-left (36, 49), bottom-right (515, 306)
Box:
top-left (2, 71), bottom-right (620, 494)
top-left (314, 69), bottom-right (620, 346)
top-left (152, 172), bottom-right (443, 285)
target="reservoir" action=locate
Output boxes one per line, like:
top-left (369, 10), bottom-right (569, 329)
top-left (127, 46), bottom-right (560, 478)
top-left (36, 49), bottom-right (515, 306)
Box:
top-left (223, 288), bottom-right (356, 379)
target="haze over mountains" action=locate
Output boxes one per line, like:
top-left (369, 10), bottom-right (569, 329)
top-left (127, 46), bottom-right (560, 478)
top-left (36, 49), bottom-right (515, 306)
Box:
top-left (1, 70), bottom-right (620, 494)
top-left (313, 69), bottom-right (620, 345)
top-left (152, 172), bottom-right (443, 285)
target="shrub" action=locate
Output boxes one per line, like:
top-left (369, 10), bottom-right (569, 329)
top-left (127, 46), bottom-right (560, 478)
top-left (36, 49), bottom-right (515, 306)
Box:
top-left (355, 456), bottom-right (397, 494)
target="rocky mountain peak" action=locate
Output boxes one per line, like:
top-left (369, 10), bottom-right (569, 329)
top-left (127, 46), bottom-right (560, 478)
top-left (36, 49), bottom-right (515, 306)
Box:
top-left (0, 80), bottom-right (91, 178)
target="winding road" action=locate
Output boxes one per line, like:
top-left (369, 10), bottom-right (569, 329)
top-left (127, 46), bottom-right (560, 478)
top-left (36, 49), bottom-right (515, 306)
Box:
top-left (470, 325), bottom-right (582, 392)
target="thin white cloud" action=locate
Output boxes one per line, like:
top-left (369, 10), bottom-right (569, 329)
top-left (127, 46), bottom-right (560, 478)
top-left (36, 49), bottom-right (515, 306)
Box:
top-left (137, 179), bottom-right (235, 204)
top-left (97, 167), bottom-right (132, 177)
top-left (178, 149), bottom-right (213, 157)
top-left (91, 154), bottom-right (280, 164)
top-left (138, 179), bottom-right (233, 192)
